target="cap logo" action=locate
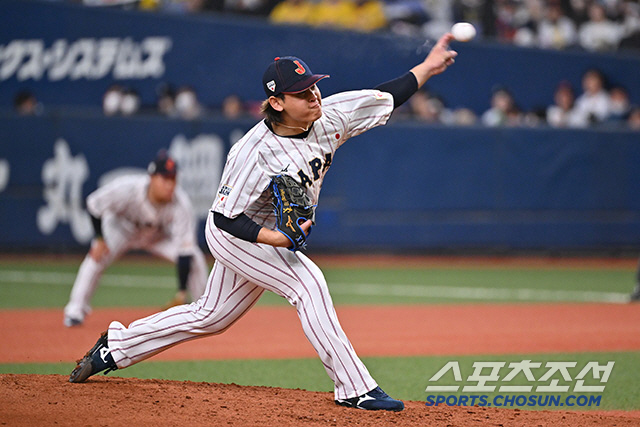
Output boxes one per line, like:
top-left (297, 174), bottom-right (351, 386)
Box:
top-left (293, 60), bottom-right (306, 75)
top-left (267, 80), bottom-right (276, 92)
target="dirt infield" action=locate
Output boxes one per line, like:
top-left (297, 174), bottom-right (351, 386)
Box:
top-left (2, 304), bottom-right (640, 363)
top-left (2, 374), bottom-right (640, 426)
top-left (1, 302), bottom-right (640, 425)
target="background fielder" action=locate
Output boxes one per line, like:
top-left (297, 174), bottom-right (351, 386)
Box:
top-left (63, 150), bottom-right (208, 327)
top-left (69, 33), bottom-right (458, 411)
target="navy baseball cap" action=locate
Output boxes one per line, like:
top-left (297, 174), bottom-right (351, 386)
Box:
top-left (262, 56), bottom-right (329, 97)
top-left (148, 150), bottom-right (177, 178)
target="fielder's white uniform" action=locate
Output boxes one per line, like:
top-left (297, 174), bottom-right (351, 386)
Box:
top-left (64, 174), bottom-right (208, 323)
top-left (107, 90), bottom-right (394, 400)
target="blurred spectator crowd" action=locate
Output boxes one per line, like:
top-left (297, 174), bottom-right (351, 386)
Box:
top-left (392, 67), bottom-right (640, 129)
top-left (96, 83), bottom-right (259, 120)
top-left (73, 0), bottom-right (640, 53)
top-left (14, 65), bottom-right (640, 130)
top-left (13, 0), bottom-right (640, 130)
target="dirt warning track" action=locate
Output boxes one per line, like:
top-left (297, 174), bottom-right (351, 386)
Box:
top-left (1, 303), bottom-right (640, 363)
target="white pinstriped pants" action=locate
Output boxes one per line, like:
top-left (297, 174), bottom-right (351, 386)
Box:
top-left (108, 211), bottom-right (377, 400)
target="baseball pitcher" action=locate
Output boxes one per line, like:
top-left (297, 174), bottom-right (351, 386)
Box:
top-left (69, 33), bottom-right (458, 411)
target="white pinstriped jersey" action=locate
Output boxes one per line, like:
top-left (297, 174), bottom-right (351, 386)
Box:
top-left (212, 89), bottom-right (394, 226)
top-left (86, 174), bottom-right (198, 253)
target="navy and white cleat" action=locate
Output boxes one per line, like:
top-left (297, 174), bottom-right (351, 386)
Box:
top-left (335, 386), bottom-right (404, 411)
top-left (69, 331), bottom-right (117, 383)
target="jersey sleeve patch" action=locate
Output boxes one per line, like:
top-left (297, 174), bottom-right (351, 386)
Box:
top-left (218, 184), bottom-right (233, 201)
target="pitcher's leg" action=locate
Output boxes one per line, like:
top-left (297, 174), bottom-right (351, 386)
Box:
top-left (187, 247), bottom-right (208, 300)
top-left (286, 252), bottom-right (377, 400)
top-left (108, 261), bottom-right (263, 368)
top-left (206, 223), bottom-right (376, 400)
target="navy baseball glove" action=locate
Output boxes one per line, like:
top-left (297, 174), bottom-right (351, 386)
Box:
top-left (270, 175), bottom-right (316, 251)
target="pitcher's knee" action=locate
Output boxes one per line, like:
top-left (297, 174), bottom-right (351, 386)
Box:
top-left (186, 305), bottom-right (237, 335)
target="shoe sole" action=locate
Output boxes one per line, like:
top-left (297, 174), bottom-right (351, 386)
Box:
top-left (335, 400), bottom-right (404, 412)
top-left (69, 357), bottom-right (93, 383)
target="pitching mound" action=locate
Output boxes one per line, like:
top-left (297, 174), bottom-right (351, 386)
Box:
top-left (1, 374), bottom-right (638, 426)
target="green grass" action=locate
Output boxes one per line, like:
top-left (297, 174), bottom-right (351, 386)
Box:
top-left (0, 258), bottom-right (635, 308)
top-left (2, 352), bottom-right (638, 411)
top-left (1, 256), bottom-right (638, 411)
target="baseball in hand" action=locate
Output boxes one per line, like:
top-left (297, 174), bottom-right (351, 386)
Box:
top-left (451, 22), bottom-right (476, 42)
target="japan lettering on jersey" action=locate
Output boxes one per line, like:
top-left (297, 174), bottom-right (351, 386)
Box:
top-left (212, 89), bottom-right (393, 224)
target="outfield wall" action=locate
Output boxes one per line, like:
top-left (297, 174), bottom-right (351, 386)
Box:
top-left (1, 115), bottom-right (639, 252)
top-left (1, 0), bottom-right (639, 253)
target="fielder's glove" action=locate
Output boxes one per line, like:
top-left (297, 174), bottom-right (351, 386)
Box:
top-left (270, 175), bottom-right (316, 251)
